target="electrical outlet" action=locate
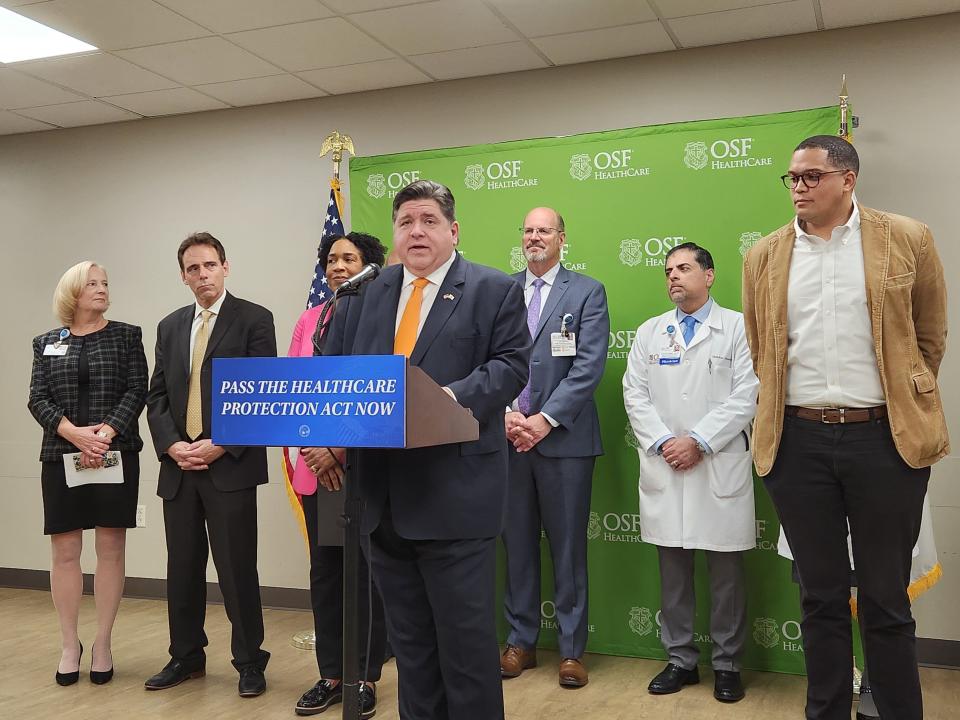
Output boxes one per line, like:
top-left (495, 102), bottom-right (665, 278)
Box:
top-left (136, 505), bottom-right (146, 527)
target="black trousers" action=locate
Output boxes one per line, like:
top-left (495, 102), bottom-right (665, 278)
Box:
top-left (162, 471), bottom-right (269, 672)
top-left (369, 504), bottom-right (504, 720)
top-left (764, 414), bottom-right (928, 720)
top-left (302, 490), bottom-right (386, 680)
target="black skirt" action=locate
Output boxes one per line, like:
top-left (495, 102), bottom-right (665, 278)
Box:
top-left (41, 452), bottom-right (140, 535)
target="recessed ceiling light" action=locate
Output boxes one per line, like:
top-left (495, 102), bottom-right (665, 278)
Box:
top-left (0, 7), bottom-right (97, 63)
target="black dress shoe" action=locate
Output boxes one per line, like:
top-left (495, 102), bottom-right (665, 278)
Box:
top-left (144, 659), bottom-right (205, 690)
top-left (358, 683), bottom-right (377, 719)
top-left (89, 644), bottom-right (114, 685)
top-left (648, 662), bottom-right (700, 694)
top-left (713, 670), bottom-right (745, 702)
top-left (295, 679), bottom-right (343, 716)
top-left (55, 642), bottom-right (83, 686)
top-left (238, 666), bottom-right (266, 697)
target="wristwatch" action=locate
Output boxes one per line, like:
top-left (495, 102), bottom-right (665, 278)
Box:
top-left (693, 439), bottom-right (706, 454)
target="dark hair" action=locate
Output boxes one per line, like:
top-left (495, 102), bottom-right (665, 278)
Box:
top-left (178, 232), bottom-right (226, 270)
top-left (318, 231), bottom-right (387, 271)
top-left (665, 242), bottom-right (714, 270)
top-left (795, 135), bottom-right (860, 174)
top-left (391, 180), bottom-right (456, 223)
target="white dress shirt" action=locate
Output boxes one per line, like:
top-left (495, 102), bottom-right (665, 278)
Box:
top-left (189, 290), bottom-right (226, 371)
top-left (394, 250), bottom-right (457, 337)
top-left (785, 204), bottom-right (886, 407)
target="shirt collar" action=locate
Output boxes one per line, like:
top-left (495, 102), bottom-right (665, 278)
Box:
top-left (194, 290), bottom-right (226, 320)
top-left (525, 262), bottom-right (561, 288)
top-left (794, 202), bottom-right (861, 246)
top-left (677, 296), bottom-right (713, 325)
top-left (402, 249), bottom-right (457, 289)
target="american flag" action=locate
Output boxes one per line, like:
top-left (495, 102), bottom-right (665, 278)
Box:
top-left (306, 179), bottom-right (345, 309)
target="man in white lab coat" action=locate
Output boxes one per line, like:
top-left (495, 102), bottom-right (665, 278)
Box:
top-left (623, 242), bottom-right (758, 703)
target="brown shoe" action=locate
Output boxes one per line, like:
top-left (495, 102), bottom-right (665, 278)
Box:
top-left (559, 658), bottom-right (588, 688)
top-left (500, 645), bottom-right (537, 678)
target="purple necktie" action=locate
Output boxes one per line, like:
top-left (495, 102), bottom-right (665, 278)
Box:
top-left (517, 278), bottom-right (545, 415)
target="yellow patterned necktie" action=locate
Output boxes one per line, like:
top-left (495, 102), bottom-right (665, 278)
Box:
top-left (186, 309), bottom-right (212, 439)
top-left (394, 278), bottom-right (429, 357)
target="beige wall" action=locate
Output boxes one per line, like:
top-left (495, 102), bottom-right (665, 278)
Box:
top-left (2, 14), bottom-right (958, 640)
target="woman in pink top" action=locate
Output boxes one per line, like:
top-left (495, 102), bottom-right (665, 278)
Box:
top-left (290, 232), bottom-right (389, 718)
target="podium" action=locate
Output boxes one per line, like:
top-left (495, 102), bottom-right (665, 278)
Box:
top-left (213, 355), bottom-right (478, 719)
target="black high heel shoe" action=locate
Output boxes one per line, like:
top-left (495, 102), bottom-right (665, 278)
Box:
top-left (90, 645), bottom-right (114, 685)
top-left (55, 642), bottom-right (83, 686)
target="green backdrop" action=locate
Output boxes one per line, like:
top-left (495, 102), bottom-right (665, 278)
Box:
top-left (349, 106), bottom-right (846, 674)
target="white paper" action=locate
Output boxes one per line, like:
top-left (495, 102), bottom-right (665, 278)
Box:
top-left (63, 451), bottom-right (124, 488)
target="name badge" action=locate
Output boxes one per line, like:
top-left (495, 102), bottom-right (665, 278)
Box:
top-left (659, 350), bottom-right (681, 365)
top-left (44, 344), bottom-right (68, 356)
top-left (551, 332), bottom-right (576, 357)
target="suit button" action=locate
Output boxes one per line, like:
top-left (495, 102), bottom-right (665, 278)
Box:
top-left (681, 393), bottom-right (688, 401)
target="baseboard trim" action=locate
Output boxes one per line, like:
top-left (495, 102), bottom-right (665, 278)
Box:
top-left (0, 567), bottom-right (310, 611)
top-left (3, 566), bottom-right (958, 668)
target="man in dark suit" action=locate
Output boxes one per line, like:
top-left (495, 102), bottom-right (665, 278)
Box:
top-left (145, 232), bottom-right (276, 698)
top-left (500, 207), bottom-right (609, 688)
top-left (324, 180), bottom-right (529, 720)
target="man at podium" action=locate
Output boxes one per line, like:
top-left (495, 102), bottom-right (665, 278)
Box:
top-left (324, 180), bottom-right (530, 720)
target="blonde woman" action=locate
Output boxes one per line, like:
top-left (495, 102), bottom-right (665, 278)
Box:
top-left (28, 261), bottom-right (148, 686)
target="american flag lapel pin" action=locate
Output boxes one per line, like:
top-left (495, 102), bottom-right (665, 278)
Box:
top-left (442, 293), bottom-right (455, 300)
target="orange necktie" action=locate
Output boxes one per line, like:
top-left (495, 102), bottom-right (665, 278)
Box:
top-left (394, 277), bottom-right (429, 357)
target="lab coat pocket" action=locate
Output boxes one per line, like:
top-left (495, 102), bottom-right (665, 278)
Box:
top-left (638, 452), bottom-right (670, 494)
top-left (707, 449), bottom-right (753, 499)
top-left (708, 365), bottom-right (734, 404)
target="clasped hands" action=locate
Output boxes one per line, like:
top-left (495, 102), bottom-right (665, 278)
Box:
top-left (505, 411), bottom-right (552, 452)
top-left (67, 422), bottom-right (117, 469)
top-left (167, 439), bottom-right (225, 471)
top-left (302, 447), bottom-right (346, 492)
top-left (660, 436), bottom-right (703, 473)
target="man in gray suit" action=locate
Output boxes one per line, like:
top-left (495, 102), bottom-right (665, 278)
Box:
top-left (500, 207), bottom-right (609, 688)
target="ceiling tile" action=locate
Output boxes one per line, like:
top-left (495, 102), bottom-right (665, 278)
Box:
top-left (297, 58), bottom-right (431, 94)
top-left (532, 21), bottom-right (675, 65)
top-left (103, 87), bottom-right (228, 116)
top-left (322, 0), bottom-right (433, 12)
top-left (117, 37), bottom-right (282, 86)
top-left (156, 0), bottom-right (334, 34)
top-left (227, 17), bottom-right (394, 71)
top-left (657, 0), bottom-right (786, 19)
top-left (196, 74), bottom-right (326, 106)
top-left (0, 109), bottom-right (55, 134)
top-left (410, 41), bottom-right (546, 81)
top-left (820, 0), bottom-right (960, 29)
top-left (0, 68), bottom-right (85, 109)
top-left (668, 0), bottom-right (817, 47)
top-left (488, 0), bottom-right (656, 36)
top-left (16, 99), bottom-right (140, 126)
top-left (13, 0), bottom-right (210, 50)
top-left (351, 0), bottom-right (519, 55)
top-left (16, 52), bottom-right (178, 97)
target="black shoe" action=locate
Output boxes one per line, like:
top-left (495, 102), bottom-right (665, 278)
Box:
top-left (295, 679), bottom-right (343, 716)
top-left (713, 670), bottom-right (745, 702)
top-left (238, 666), bottom-right (266, 697)
top-left (359, 683), bottom-right (377, 719)
top-left (55, 642), bottom-right (83, 686)
top-left (648, 662), bottom-right (700, 694)
top-left (89, 644), bottom-right (114, 685)
top-left (144, 659), bottom-right (205, 690)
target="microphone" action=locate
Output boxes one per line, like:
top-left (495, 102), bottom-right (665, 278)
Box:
top-left (336, 263), bottom-right (381, 296)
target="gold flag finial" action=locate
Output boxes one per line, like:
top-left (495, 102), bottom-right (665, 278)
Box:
top-left (319, 130), bottom-right (355, 179)
top-left (838, 75), bottom-right (852, 142)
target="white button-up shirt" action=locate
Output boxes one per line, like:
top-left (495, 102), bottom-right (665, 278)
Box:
top-left (395, 250), bottom-right (457, 337)
top-left (785, 204), bottom-right (885, 407)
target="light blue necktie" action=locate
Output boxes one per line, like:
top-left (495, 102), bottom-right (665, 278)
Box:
top-left (680, 314), bottom-right (698, 345)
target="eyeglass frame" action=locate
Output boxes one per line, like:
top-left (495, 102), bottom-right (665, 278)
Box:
top-left (780, 169), bottom-right (847, 190)
top-left (519, 226), bottom-right (562, 237)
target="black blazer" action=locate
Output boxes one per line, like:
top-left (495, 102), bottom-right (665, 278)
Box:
top-left (324, 254), bottom-right (530, 539)
top-left (29, 321), bottom-right (148, 461)
top-left (147, 292), bottom-right (277, 500)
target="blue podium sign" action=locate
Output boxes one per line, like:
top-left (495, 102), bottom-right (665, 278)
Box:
top-left (212, 355), bottom-right (406, 448)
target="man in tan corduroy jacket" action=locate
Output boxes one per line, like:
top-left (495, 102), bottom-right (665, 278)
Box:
top-left (742, 135), bottom-right (948, 720)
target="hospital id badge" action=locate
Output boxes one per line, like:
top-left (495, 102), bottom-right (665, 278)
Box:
top-left (551, 332), bottom-right (576, 357)
top-left (659, 350), bottom-right (681, 365)
top-left (44, 343), bottom-right (68, 356)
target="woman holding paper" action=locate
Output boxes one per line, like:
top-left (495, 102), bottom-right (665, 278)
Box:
top-left (288, 232), bottom-right (389, 718)
top-left (28, 261), bottom-right (148, 686)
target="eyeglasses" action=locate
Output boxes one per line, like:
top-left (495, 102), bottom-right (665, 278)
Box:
top-left (520, 227), bottom-right (560, 237)
top-left (780, 170), bottom-right (845, 189)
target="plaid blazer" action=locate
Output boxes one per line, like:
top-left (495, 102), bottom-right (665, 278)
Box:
top-left (28, 320), bottom-right (148, 461)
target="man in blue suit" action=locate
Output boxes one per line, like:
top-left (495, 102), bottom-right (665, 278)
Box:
top-left (323, 180), bottom-right (530, 720)
top-left (500, 207), bottom-right (610, 688)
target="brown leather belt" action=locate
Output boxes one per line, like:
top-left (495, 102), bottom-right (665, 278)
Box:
top-left (785, 405), bottom-right (887, 424)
